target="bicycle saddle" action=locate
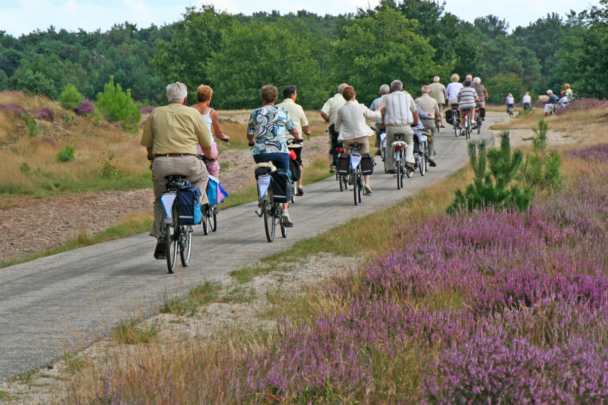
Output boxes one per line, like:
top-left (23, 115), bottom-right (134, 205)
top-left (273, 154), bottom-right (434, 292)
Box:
top-left (392, 141), bottom-right (408, 147)
top-left (165, 175), bottom-right (187, 189)
top-left (350, 142), bottom-right (363, 148)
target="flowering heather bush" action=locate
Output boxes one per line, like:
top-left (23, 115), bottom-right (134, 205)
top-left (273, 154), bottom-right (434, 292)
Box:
top-left (114, 122), bottom-right (123, 130)
top-left (98, 169), bottom-right (608, 403)
top-left (0, 102), bottom-right (24, 117)
top-left (555, 97), bottom-right (608, 115)
top-left (140, 106), bottom-right (156, 114)
top-left (74, 99), bottom-right (95, 116)
top-left (37, 106), bottom-right (55, 121)
top-left (568, 143), bottom-right (608, 163)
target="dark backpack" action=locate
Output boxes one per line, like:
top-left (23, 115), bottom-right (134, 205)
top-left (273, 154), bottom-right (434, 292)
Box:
top-left (360, 153), bottom-right (375, 175)
top-left (270, 169), bottom-right (293, 203)
top-left (289, 157), bottom-right (301, 181)
top-left (177, 186), bottom-right (202, 225)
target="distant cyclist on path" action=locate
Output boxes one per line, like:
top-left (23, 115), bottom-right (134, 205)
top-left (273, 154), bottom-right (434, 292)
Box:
top-left (320, 83), bottom-right (348, 173)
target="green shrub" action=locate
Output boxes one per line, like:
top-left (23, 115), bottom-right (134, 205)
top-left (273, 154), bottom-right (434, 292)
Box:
top-left (448, 131), bottom-right (534, 213)
top-left (96, 76), bottom-right (141, 132)
top-left (27, 119), bottom-right (38, 137)
top-left (15, 69), bottom-right (57, 99)
top-left (98, 147), bottom-right (121, 178)
top-left (59, 84), bottom-right (83, 110)
top-left (57, 145), bottom-right (75, 163)
top-left (520, 119), bottom-right (563, 191)
top-left (20, 162), bottom-right (31, 173)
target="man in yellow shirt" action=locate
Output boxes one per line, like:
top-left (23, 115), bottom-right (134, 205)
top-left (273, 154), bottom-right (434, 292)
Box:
top-left (320, 83), bottom-right (347, 172)
top-left (278, 85), bottom-right (310, 196)
top-left (141, 82), bottom-right (216, 258)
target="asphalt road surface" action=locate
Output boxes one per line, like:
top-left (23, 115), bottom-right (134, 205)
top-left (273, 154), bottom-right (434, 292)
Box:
top-left (0, 121), bottom-right (496, 379)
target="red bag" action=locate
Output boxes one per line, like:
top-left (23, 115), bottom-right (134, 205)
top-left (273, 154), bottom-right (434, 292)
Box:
top-left (289, 150), bottom-right (297, 160)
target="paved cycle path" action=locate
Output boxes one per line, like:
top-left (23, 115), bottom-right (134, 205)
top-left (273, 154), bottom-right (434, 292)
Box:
top-left (0, 121), bottom-right (496, 379)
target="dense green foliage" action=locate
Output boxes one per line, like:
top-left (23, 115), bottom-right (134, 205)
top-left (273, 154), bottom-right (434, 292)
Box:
top-left (96, 76), bottom-right (141, 132)
top-left (59, 84), bottom-right (83, 110)
top-left (449, 132), bottom-right (535, 213)
top-left (1, 0), bottom-right (607, 108)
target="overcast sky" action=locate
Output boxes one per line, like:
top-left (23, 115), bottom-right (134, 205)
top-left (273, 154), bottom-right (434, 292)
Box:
top-left (0, 0), bottom-right (601, 37)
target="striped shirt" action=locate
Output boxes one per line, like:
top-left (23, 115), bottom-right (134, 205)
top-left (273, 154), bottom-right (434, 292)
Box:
top-left (457, 86), bottom-right (478, 109)
top-left (382, 91), bottom-right (417, 126)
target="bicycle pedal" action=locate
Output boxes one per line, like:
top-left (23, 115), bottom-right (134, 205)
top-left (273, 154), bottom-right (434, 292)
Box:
top-left (255, 210), bottom-right (263, 218)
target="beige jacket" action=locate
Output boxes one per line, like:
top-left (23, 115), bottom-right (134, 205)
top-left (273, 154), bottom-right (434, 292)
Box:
top-left (335, 100), bottom-right (382, 140)
top-left (429, 82), bottom-right (446, 104)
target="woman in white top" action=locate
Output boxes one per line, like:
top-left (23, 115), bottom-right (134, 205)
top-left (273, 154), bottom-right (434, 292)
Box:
top-left (191, 85), bottom-right (230, 178)
top-left (523, 92), bottom-right (532, 111)
top-left (445, 74), bottom-right (464, 108)
top-left (334, 86), bottom-right (385, 195)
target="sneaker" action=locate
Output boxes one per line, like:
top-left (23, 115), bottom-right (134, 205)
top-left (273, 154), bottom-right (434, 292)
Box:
top-left (440, 124), bottom-right (445, 128)
top-left (329, 166), bottom-right (336, 173)
top-left (405, 162), bottom-right (415, 170)
top-left (281, 211), bottom-right (293, 227)
top-left (153, 240), bottom-right (166, 260)
top-left (429, 158), bottom-right (437, 167)
top-left (296, 187), bottom-right (304, 196)
top-left (364, 184), bottom-right (372, 195)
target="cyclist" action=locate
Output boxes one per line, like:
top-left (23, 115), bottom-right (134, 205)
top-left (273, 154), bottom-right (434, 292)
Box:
top-left (278, 85), bottom-right (310, 196)
top-left (141, 82), bottom-right (216, 259)
top-left (523, 92), bottom-right (532, 111)
top-left (248, 85), bottom-right (303, 226)
top-left (472, 77), bottom-right (488, 121)
top-left (191, 85), bottom-right (230, 178)
top-left (370, 84), bottom-right (390, 156)
top-left (445, 74), bottom-right (463, 126)
top-left (334, 86), bottom-right (385, 195)
top-left (320, 83), bottom-right (348, 173)
top-left (382, 80), bottom-right (418, 172)
top-left (506, 93), bottom-right (515, 115)
top-left (429, 76), bottom-right (446, 128)
top-left (415, 85), bottom-right (440, 166)
top-left (457, 80), bottom-right (479, 129)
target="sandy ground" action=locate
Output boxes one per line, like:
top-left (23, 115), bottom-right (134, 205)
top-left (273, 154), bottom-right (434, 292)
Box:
top-left (0, 253), bottom-right (356, 403)
top-left (0, 132), bottom-right (330, 262)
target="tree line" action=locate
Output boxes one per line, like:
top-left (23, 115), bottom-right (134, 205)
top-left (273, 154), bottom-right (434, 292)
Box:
top-left (1, 0), bottom-right (606, 109)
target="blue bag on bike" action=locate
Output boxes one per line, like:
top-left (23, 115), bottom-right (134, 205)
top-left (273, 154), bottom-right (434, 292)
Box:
top-left (177, 186), bottom-right (202, 225)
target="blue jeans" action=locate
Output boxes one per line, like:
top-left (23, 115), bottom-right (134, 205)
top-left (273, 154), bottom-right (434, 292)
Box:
top-left (253, 152), bottom-right (289, 171)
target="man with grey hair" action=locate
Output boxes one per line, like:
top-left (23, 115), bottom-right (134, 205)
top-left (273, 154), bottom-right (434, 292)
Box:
top-left (320, 83), bottom-right (348, 172)
top-left (141, 82), bottom-right (216, 259)
top-left (415, 85), bottom-right (440, 166)
top-left (370, 84), bottom-right (390, 155)
top-left (472, 77), bottom-right (488, 121)
top-left (382, 80), bottom-right (418, 172)
top-left (429, 76), bottom-right (446, 127)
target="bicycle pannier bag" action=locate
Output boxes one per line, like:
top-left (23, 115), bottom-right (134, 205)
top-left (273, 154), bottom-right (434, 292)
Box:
top-left (177, 186), bottom-right (202, 225)
top-left (255, 166), bottom-right (272, 179)
top-left (270, 169), bottom-right (293, 203)
top-left (337, 153), bottom-right (350, 175)
top-left (289, 157), bottom-right (301, 181)
top-left (360, 153), bottom-right (375, 175)
top-left (445, 109), bottom-right (454, 125)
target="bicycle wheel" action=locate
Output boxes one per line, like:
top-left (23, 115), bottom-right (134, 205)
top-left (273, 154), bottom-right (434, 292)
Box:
top-left (353, 169), bottom-right (359, 205)
top-left (476, 118), bottom-right (482, 134)
top-left (357, 169), bottom-right (363, 203)
top-left (339, 174), bottom-right (344, 191)
top-left (180, 225), bottom-right (192, 267)
top-left (263, 200), bottom-right (275, 243)
top-left (202, 204), bottom-right (209, 235)
top-left (291, 181), bottom-right (297, 203)
top-left (165, 220), bottom-right (178, 274)
top-left (208, 207), bottom-right (217, 232)
top-left (419, 157), bottom-right (426, 176)
top-left (396, 156), bottom-right (401, 190)
top-left (380, 142), bottom-right (386, 162)
top-left (278, 203), bottom-right (287, 238)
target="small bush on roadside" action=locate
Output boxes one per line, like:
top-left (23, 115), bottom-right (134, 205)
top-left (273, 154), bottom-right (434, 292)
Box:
top-left (98, 147), bottom-right (121, 178)
top-left (59, 84), bottom-right (83, 110)
top-left (56, 145), bottom-right (75, 163)
top-left (520, 119), bottom-right (563, 191)
top-left (20, 162), bottom-right (31, 173)
top-left (96, 76), bottom-right (141, 132)
top-left (449, 131), bottom-right (534, 213)
top-left (74, 98), bottom-right (95, 116)
top-left (37, 106), bottom-right (55, 121)
top-left (112, 318), bottom-right (159, 344)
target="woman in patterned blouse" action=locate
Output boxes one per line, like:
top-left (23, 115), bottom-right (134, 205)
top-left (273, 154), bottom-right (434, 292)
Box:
top-left (247, 85), bottom-right (303, 226)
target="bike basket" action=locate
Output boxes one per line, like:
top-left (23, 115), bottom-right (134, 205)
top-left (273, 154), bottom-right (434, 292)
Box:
top-left (270, 169), bottom-right (293, 203)
top-left (337, 153), bottom-right (350, 175)
top-left (177, 186), bottom-right (202, 225)
top-left (361, 153), bottom-right (374, 175)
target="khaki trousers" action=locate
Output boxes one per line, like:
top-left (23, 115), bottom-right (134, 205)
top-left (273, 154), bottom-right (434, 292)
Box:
top-left (150, 155), bottom-right (209, 238)
top-left (420, 119), bottom-right (436, 157)
top-left (342, 136), bottom-right (370, 154)
top-left (437, 103), bottom-right (444, 124)
top-left (385, 125), bottom-right (414, 170)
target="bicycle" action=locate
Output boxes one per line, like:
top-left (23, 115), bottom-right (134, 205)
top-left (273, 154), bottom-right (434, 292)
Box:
top-left (199, 155), bottom-right (218, 235)
top-left (475, 104), bottom-right (482, 135)
top-left (335, 143), bottom-right (349, 192)
top-left (371, 127), bottom-right (387, 167)
top-left (159, 175), bottom-right (193, 274)
top-left (255, 170), bottom-right (288, 243)
top-left (435, 119), bottom-right (441, 133)
top-left (413, 132), bottom-right (430, 176)
top-left (286, 138), bottom-right (303, 203)
top-left (347, 142), bottom-right (365, 205)
top-left (451, 104), bottom-right (460, 137)
top-left (461, 109), bottom-right (472, 140)
top-left (391, 133), bottom-right (412, 190)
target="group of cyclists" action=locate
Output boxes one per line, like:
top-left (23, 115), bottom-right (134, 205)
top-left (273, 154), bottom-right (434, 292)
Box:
top-left (141, 76), bottom-right (489, 259)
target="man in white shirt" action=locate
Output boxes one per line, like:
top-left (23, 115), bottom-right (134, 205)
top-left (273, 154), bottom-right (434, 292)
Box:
top-left (445, 74), bottom-right (464, 108)
top-left (320, 83), bottom-right (347, 172)
top-left (279, 85), bottom-right (310, 196)
top-left (382, 80), bottom-right (418, 172)
top-left (415, 86), bottom-right (441, 167)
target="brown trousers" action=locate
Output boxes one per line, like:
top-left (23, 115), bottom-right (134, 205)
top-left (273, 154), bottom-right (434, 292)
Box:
top-left (150, 155), bottom-right (209, 238)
